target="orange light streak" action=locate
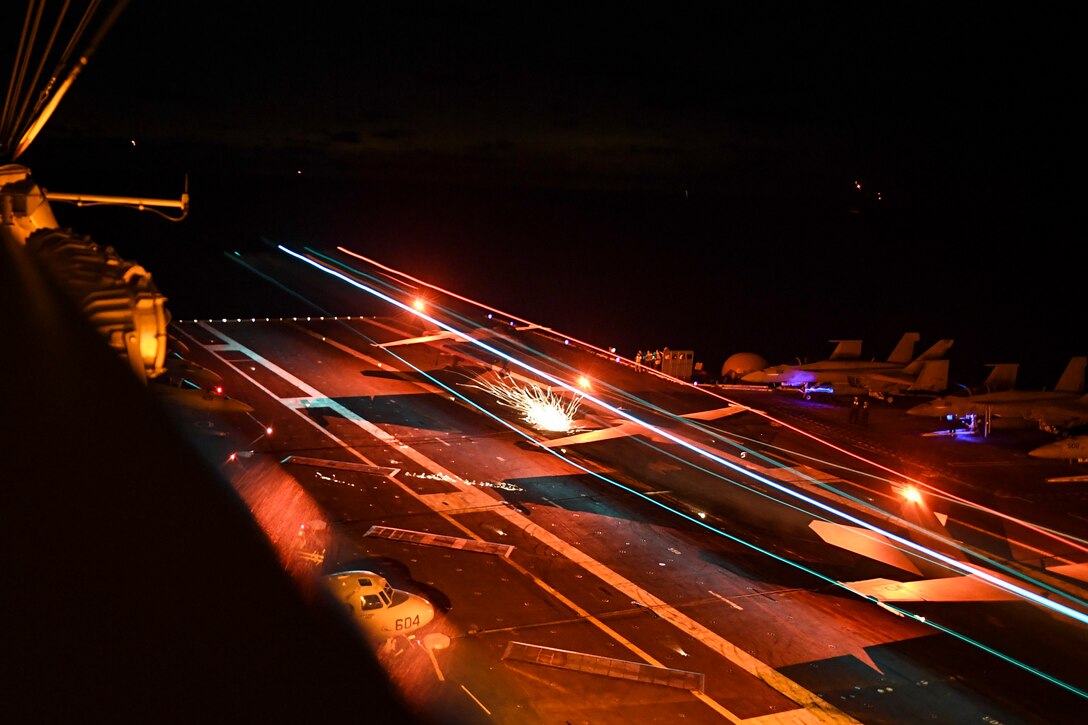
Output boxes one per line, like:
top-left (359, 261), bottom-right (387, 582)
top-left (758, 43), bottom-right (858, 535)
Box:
top-left (332, 246), bottom-right (1088, 559)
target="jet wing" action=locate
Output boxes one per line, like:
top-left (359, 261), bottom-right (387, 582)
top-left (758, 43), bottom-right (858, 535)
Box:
top-left (375, 330), bottom-right (470, 347)
top-left (375, 323), bottom-right (540, 349)
top-left (541, 423), bottom-right (643, 448)
top-left (541, 407), bottom-right (745, 448)
top-left (809, 521), bottom-right (924, 575)
top-left (841, 576), bottom-right (1022, 603)
top-left (679, 406), bottom-right (748, 421)
top-left (1047, 562), bottom-right (1088, 583)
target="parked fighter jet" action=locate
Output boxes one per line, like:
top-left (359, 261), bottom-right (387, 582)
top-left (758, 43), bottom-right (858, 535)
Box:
top-left (741, 333), bottom-right (954, 402)
top-left (906, 356), bottom-right (1087, 434)
top-left (1023, 394), bottom-right (1088, 434)
top-left (1029, 434), bottom-right (1088, 462)
top-left (741, 336), bottom-right (886, 387)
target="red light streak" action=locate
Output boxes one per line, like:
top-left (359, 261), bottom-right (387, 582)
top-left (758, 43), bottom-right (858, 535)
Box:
top-left (336, 246), bottom-right (649, 373)
top-left (285, 246), bottom-right (1088, 619)
top-left (333, 246), bottom-right (1087, 557)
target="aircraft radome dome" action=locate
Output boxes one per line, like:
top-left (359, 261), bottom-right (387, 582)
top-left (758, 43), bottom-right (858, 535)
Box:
top-left (721, 352), bottom-right (768, 382)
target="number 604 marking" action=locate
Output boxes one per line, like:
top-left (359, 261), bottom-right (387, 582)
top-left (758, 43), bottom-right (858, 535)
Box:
top-left (396, 615), bottom-right (421, 630)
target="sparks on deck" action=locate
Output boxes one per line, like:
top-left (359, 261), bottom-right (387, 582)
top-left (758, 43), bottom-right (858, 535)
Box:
top-left (464, 374), bottom-right (582, 433)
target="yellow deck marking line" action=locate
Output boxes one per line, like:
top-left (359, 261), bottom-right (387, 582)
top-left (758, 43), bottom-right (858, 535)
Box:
top-left (460, 684), bottom-right (491, 716)
top-left (710, 591), bottom-right (745, 610)
top-left (187, 322), bottom-right (857, 724)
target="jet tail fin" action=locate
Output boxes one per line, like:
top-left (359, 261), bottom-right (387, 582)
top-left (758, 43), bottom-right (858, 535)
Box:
top-left (1054, 356), bottom-right (1087, 393)
top-left (828, 340), bottom-right (863, 360)
top-left (902, 339), bottom-right (954, 375)
top-left (885, 332), bottom-right (920, 365)
top-left (908, 359), bottom-right (950, 393)
top-left (981, 363), bottom-right (1019, 392)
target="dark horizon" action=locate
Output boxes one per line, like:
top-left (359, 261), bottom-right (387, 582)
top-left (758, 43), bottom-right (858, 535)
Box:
top-left (8, 2), bottom-right (1082, 391)
top-left (23, 146), bottom-right (1080, 393)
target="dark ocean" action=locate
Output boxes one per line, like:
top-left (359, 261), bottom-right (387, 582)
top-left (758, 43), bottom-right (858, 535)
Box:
top-left (24, 149), bottom-right (1082, 392)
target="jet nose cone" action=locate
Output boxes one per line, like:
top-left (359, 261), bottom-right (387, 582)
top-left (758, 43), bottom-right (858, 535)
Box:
top-left (410, 595), bottom-right (436, 627)
top-left (1028, 440), bottom-right (1065, 458)
top-left (1029, 440), bottom-right (1081, 459)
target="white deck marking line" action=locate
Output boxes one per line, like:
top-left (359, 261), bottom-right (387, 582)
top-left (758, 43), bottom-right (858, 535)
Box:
top-left (210, 328), bottom-right (464, 482)
top-left (173, 327), bottom-right (382, 469)
top-left (189, 322), bottom-right (857, 724)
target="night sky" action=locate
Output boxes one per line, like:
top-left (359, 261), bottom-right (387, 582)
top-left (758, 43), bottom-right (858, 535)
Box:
top-left (13, 3), bottom-right (1083, 388)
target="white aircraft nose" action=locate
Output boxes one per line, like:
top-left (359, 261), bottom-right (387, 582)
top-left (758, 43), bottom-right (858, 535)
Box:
top-left (1028, 440), bottom-right (1078, 459)
top-left (412, 595), bottom-right (436, 626)
top-left (1027, 444), bottom-right (1053, 458)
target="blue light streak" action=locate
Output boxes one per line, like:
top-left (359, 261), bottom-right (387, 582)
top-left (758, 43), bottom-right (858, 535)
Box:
top-left (258, 243), bottom-right (1088, 698)
top-left (301, 246), bottom-right (1088, 605)
top-left (279, 243), bottom-right (1088, 627)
